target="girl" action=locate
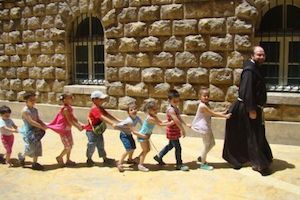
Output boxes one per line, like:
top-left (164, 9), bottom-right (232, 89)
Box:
top-left (47, 93), bottom-right (84, 167)
top-left (190, 87), bottom-right (231, 170)
top-left (132, 101), bottom-right (172, 172)
top-left (0, 105), bottom-right (18, 167)
top-left (19, 92), bottom-right (47, 171)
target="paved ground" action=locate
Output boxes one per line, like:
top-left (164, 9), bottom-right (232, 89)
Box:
top-left (0, 119), bottom-right (299, 200)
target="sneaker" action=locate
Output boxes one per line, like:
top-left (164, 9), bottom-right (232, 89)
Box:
top-left (18, 153), bottom-right (25, 167)
top-left (56, 156), bottom-right (64, 166)
top-left (32, 163), bottom-right (44, 171)
top-left (117, 164), bottom-right (125, 173)
top-left (127, 159), bottom-right (137, 165)
top-left (138, 164), bottom-right (149, 172)
top-left (176, 164), bottom-right (189, 171)
top-left (65, 160), bottom-right (76, 167)
top-left (200, 163), bottom-right (214, 171)
top-left (86, 158), bottom-right (95, 167)
top-left (153, 155), bottom-right (166, 165)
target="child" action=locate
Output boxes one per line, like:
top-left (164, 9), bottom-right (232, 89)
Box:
top-left (85, 90), bottom-right (120, 167)
top-left (190, 87), bottom-right (231, 170)
top-left (132, 100), bottom-right (172, 172)
top-left (18, 92), bottom-right (47, 170)
top-left (0, 105), bottom-right (18, 166)
top-left (115, 102), bottom-right (145, 172)
top-left (47, 93), bottom-right (84, 167)
top-left (153, 89), bottom-right (189, 171)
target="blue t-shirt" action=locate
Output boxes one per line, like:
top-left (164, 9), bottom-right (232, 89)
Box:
top-left (116, 116), bottom-right (142, 134)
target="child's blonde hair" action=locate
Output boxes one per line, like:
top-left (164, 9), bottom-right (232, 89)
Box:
top-left (142, 100), bottom-right (157, 113)
top-left (199, 86), bottom-right (209, 96)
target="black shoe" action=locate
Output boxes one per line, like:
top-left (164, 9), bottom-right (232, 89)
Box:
top-left (32, 163), bottom-right (44, 171)
top-left (103, 157), bottom-right (115, 165)
top-left (0, 154), bottom-right (5, 164)
top-left (252, 166), bottom-right (271, 176)
top-left (197, 156), bottom-right (202, 163)
top-left (153, 155), bottom-right (166, 165)
top-left (18, 153), bottom-right (25, 167)
top-left (86, 158), bottom-right (95, 167)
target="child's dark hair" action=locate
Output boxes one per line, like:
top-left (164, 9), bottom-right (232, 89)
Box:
top-left (59, 92), bottom-right (73, 101)
top-left (168, 89), bottom-right (180, 100)
top-left (142, 100), bottom-right (157, 113)
top-left (23, 92), bottom-right (36, 101)
top-left (126, 102), bottom-right (137, 113)
top-left (199, 86), bottom-right (209, 96)
top-left (0, 105), bottom-right (12, 115)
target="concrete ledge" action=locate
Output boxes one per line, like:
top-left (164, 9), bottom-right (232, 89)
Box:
top-left (63, 85), bottom-right (107, 95)
top-left (267, 92), bottom-right (300, 105)
top-left (1, 100), bottom-right (300, 146)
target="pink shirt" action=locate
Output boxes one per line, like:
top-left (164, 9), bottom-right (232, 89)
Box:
top-left (47, 105), bottom-right (74, 135)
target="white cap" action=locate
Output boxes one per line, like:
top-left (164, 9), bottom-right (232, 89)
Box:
top-left (90, 91), bottom-right (108, 99)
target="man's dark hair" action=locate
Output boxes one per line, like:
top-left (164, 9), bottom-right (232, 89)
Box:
top-left (168, 89), bottom-right (180, 100)
top-left (0, 105), bottom-right (12, 115)
top-left (23, 92), bottom-right (36, 101)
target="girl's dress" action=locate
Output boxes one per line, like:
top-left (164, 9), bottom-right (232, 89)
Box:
top-left (138, 117), bottom-right (155, 142)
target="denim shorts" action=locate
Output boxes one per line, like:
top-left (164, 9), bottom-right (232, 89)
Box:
top-left (120, 132), bottom-right (136, 151)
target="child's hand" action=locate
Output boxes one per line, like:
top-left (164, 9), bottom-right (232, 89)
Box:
top-left (181, 130), bottom-right (186, 138)
top-left (225, 113), bottom-right (232, 119)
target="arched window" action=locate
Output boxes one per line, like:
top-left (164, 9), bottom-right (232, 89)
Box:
top-left (71, 15), bottom-right (105, 84)
top-left (256, 1), bottom-right (300, 91)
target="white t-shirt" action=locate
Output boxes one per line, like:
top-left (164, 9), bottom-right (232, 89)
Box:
top-left (0, 118), bottom-right (16, 136)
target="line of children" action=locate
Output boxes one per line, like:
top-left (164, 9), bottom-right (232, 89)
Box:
top-left (0, 88), bottom-right (231, 172)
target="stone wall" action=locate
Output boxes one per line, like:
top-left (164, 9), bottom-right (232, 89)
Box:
top-left (1, 0), bottom-right (300, 122)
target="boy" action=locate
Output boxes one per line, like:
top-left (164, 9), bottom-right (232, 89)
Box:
top-left (153, 89), bottom-right (189, 171)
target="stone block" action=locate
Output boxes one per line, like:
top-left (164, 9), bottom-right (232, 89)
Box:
top-left (209, 84), bottom-right (225, 101)
top-left (129, 0), bottom-right (151, 7)
top-left (36, 92), bottom-right (48, 103)
top-left (46, 3), bottom-right (58, 15)
top-left (101, 0), bottom-right (113, 17)
top-left (165, 68), bottom-right (186, 83)
top-left (185, 2), bottom-right (211, 19)
top-left (161, 4), bottom-right (183, 20)
top-left (0, 68), bottom-right (4, 79)
top-left (0, 55), bottom-right (10, 67)
top-left (1, 78), bottom-right (10, 90)
top-left (41, 41), bottom-right (55, 54)
top-left (10, 79), bottom-right (22, 91)
top-left (119, 67), bottom-right (140, 82)
top-left (160, 100), bottom-right (169, 113)
top-left (126, 82), bottom-right (148, 97)
top-left (173, 19), bottom-right (197, 36)
top-left (52, 80), bottom-right (64, 92)
top-left (106, 53), bottom-right (125, 67)
top-left (17, 91), bottom-right (27, 102)
top-left (55, 42), bottom-right (65, 54)
top-left (210, 68), bottom-right (233, 85)
top-left (22, 79), bottom-right (35, 91)
top-left (149, 83), bottom-right (170, 98)
top-left (187, 67), bottom-right (209, 84)
top-left (48, 92), bottom-right (57, 104)
top-left (35, 29), bottom-right (45, 41)
top-left (28, 16), bottom-right (40, 30)
top-left (10, 7), bottom-right (21, 19)
top-left (28, 42), bottom-right (40, 54)
top-left (42, 67), bottom-right (55, 79)
top-left (119, 96), bottom-right (136, 110)
top-left (50, 28), bottom-right (65, 40)
top-left (54, 15), bottom-right (65, 29)
top-left (210, 34), bottom-right (233, 51)
top-left (149, 20), bottom-right (171, 36)
top-left (106, 67), bottom-right (119, 81)
top-left (29, 67), bottom-right (42, 79)
top-left (282, 106), bottom-right (300, 122)
top-left (106, 39), bottom-right (119, 53)
top-left (119, 37), bottom-right (138, 52)
top-left (175, 51), bottom-right (198, 68)
top-left (139, 5), bottom-right (160, 21)
top-left (3, 20), bottom-right (14, 32)
top-left (264, 107), bottom-right (282, 121)
top-left (0, 9), bottom-right (9, 20)
top-left (0, 90), bottom-right (7, 100)
top-left (200, 51), bottom-right (223, 68)
top-left (102, 9), bottom-right (117, 28)
top-left (213, 0), bottom-right (234, 17)
top-left (198, 18), bottom-right (225, 34)
top-left (118, 7), bottom-right (137, 23)
top-left (139, 36), bottom-right (161, 52)
top-left (4, 43), bottom-right (15, 55)
top-left (55, 68), bottom-right (66, 80)
top-left (33, 4), bottom-right (45, 16)
top-left (183, 100), bottom-right (199, 115)
top-left (185, 35), bottom-right (207, 51)
top-left (151, 0), bottom-right (172, 4)
top-left (209, 101), bottom-right (231, 112)
top-left (153, 52), bottom-right (174, 67)
top-left (227, 17), bottom-right (252, 34)
top-left (227, 51), bottom-right (244, 68)
top-left (6, 90), bottom-right (17, 101)
top-left (10, 55), bottom-right (21, 66)
top-left (235, 35), bottom-right (252, 51)
top-left (52, 54), bottom-right (66, 67)
top-left (236, 1), bottom-right (258, 20)
top-left (142, 68), bottom-right (164, 83)
top-left (102, 96), bottom-right (118, 109)
top-left (108, 81), bottom-right (124, 96)
top-left (233, 68), bottom-right (243, 85)
top-left (113, 0), bottom-right (129, 8)
top-left (226, 85), bottom-right (238, 102)
top-left (16, 43), bottom-right (28, 55)
top-left (22, 6), bottom-right (32, 17)
top-left (124, 22), bottom-right (147, 37)
top-left (42, 15), bottom-right (54, 29)
top-left (126, 53), bottom-right (151, 67)
top-left (36, 79), bottom-right (51, 92)
top-left (8, 31), bottom-right (21, 43)
top-left (37, 55), bottom-right (51, 66)
top-left (105, 23), bottom-right (123, 38)
top-left (175, 83), bottom-right (197, 99)
top-left (23, 55), bottom-right (37, 67)
top-left (163, 36), bottom-right (183, 52)
top-left (17, 67), bottom-right (28, 79)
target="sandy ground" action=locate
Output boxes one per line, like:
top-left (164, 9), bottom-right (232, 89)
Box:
top-left (0, 119), bottom-right (300, 200)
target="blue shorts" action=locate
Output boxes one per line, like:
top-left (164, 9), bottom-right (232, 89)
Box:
top-left (120, 132), bottom-right (136, 151)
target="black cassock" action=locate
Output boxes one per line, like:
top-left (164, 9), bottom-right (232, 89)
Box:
top-left (222, 60), bottom-right (273, 170)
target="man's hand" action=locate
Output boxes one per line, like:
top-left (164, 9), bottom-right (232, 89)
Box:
top-left (249, 111), bottom-right (257, 119)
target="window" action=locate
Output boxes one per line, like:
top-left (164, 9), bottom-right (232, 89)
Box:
top-left (71, 16), bottom-right (105, 84)
top-left (256, 2), bottom-right (300, 92)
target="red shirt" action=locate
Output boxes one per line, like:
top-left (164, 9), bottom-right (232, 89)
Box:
top-left (85, 105), bottom-right (108, 131)
top-left (166, 105), bottom-right (182, 140)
